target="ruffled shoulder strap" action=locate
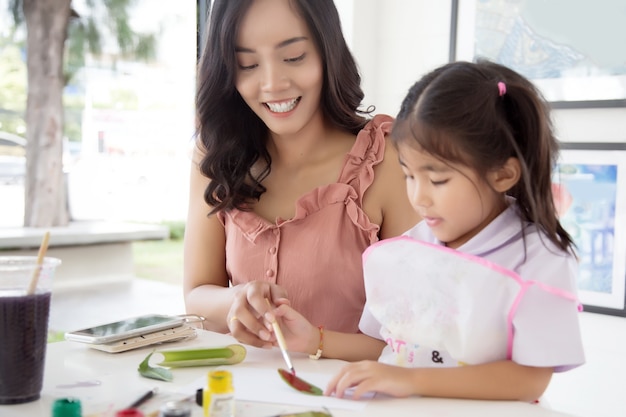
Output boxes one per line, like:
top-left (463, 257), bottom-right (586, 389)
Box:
top-left (337, 114), bottom-right (393, 204)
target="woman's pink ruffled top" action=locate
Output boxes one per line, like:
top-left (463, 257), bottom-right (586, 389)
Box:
top-left (218, 114), bottom-right (392, 333)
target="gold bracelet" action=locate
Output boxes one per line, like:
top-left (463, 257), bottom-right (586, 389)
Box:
top-left (309, 325), bottom-right (324, 360)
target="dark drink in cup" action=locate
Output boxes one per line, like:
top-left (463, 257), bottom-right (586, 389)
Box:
top-left (0, 291), bottom-right (51, 404)
top-left (0, 256), bottom-right (61, 405)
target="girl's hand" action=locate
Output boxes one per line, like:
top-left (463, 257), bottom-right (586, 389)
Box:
top-left (325, 361), bottom-right (417, 399)
top-left (267, 303), bottom-right (319, 355)
top-left (227, 281), bottom-right (289, 348)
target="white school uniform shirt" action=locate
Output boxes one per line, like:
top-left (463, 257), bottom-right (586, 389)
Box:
top-left (359, 203), bottom-right (585, 372)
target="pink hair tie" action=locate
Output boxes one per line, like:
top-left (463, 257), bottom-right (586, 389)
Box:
top-left (497, 81), bottom-right (507, 97)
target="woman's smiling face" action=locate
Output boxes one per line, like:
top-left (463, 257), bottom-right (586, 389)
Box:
top-left (235, 0), bottom-right (324, 137)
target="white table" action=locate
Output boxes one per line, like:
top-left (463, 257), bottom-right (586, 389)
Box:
top-left (3, 329), bottom-right (576, 417)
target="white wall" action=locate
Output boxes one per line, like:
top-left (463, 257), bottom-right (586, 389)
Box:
top-left (339, 0), bottom-right (452, 116)
top-left (337, 0), bottom-right (626, 144)
top-left (553, 108), bottom-right (626, 143)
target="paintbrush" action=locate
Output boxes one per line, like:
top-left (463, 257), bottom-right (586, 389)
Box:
top-left (265, 298), bottom-right (295, 375)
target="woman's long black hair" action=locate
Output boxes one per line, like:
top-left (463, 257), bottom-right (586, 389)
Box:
top-left (196, 0), bottom-right (370, 214)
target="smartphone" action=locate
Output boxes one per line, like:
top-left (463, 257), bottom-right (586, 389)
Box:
top-left (64, 314), bottom-right (185, 344)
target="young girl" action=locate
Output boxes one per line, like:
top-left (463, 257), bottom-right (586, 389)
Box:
top-left (184, 0), bottom-right (417, 352)
top-left (271, 60), bottom-right (585, 401)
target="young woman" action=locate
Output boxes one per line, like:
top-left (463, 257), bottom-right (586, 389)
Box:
top-left (271, 60), bottom-right (585, 401)
top-left (184, 0), bottom-right (418, 352)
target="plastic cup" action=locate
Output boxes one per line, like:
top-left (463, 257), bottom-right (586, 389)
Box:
top-left (0, 256), bottom-right (61, 404)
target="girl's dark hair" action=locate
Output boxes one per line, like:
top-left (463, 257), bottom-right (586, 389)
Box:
top-left (196, 0), bottom-right (369, 214)
top-left (391, 59), bottom-right (574, 254)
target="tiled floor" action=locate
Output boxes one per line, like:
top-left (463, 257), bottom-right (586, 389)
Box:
top-left (49, 279), bottom-right (626, 417)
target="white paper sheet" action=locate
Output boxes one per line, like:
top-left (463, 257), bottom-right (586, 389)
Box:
top-left (181, 368), bottom-right (374, 411)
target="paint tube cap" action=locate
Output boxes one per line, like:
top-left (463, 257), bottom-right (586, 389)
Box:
top-left (116, 408), bottom-right (144, 417)
top-left (52, 398), bottom-right (82, 417)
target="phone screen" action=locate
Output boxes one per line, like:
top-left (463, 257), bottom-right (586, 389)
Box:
top-left (65, 314), bottom-right (184, 344)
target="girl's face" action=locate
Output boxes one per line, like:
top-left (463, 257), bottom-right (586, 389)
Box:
top-left (397, 142), bottom-right (507, 249)
top-left (235, 0), bottom-right (324, 137)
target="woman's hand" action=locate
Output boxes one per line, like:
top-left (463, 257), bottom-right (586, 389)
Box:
top-left (325, 361), bottom-right (417, 399)
top-left (227, 281), bottom-right (289, 348)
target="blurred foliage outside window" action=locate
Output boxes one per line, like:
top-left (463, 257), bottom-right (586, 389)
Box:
top-left (0, 0), bottom-right (198, 224)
